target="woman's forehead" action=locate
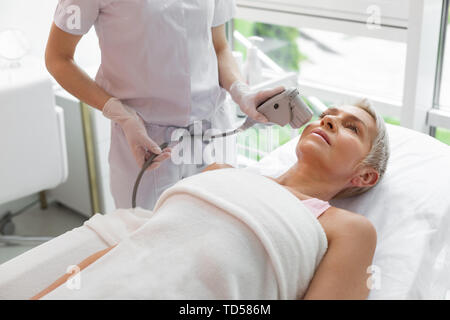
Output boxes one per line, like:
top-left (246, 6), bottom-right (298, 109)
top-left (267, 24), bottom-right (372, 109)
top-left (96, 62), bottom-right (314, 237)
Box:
top-left (339, 105), bottom-right (377, 138)
top-left (340, 105), bottom-right (375, 124)
top-left (339, 105), bottom-right (372, 122)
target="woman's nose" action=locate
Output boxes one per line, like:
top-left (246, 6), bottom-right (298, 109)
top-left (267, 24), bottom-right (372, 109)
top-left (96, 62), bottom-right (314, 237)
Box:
top-left (320, 115), bottom-right (335, 131)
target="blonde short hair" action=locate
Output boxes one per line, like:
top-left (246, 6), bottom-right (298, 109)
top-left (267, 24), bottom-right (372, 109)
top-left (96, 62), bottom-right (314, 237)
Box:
top-left (332, 98), bottom-right (390, 199)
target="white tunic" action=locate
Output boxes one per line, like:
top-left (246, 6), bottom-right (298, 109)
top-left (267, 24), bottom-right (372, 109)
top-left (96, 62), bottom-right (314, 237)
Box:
top-left (53, 0), bottom-right (238, 210)
top-left (54, 0), bottom-right (236, 126)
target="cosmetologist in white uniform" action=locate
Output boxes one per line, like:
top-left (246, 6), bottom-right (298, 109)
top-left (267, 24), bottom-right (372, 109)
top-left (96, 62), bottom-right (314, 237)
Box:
top-left (46, 0), bottom-right (283, 210)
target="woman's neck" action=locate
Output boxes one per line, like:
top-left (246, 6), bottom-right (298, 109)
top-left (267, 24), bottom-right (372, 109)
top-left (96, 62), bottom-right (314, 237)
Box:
top-left (273, 162), bottom-right (339, 202)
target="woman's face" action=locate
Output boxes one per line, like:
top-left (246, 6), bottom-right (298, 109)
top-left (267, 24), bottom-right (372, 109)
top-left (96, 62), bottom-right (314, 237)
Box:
top-left (297, 105), bottom-right (378, 184)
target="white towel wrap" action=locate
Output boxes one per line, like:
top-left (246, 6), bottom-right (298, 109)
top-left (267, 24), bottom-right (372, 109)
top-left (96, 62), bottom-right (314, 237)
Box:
top-left (43, 168), bottom-right (327, 299)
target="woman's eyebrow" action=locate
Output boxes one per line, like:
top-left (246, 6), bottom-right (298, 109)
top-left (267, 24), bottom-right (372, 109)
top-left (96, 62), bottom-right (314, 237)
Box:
top-left (324, 108), bottom-right (368, 132)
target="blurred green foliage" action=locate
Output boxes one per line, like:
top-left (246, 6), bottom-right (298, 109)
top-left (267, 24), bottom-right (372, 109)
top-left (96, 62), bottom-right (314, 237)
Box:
top-left (381, 117), bottom-right (450, 145)
top-left (383, 116), bottom-right (400, 126)
top-left (437, 12), bottom-right (450, 145)
top-left (233, 19), bottom-right (306, 71)
top-left (233, 17), bottom-right (450, 157)
top-left (436, 127), bottom-right (450, 145)
top-left (237, 114), bottom-right (450, 162)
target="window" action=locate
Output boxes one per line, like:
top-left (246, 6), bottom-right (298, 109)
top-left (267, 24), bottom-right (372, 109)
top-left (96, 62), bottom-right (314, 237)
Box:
top-left (232, 1), bottom-right (450, 166)
top-left (233, 19), bottom-right (304, 72)
top-left (430, 2), bottom-right (450, 146)
top-left (233, 18), bottom-right (405, 163)
top-left (436, 127), bottom-right (450, 146)
top-left (438, 8), bottom-right (450, 110)
top-left (234, 18), bottom-right (407, 105)
top-left (296, 28), bottom-right (406, 104)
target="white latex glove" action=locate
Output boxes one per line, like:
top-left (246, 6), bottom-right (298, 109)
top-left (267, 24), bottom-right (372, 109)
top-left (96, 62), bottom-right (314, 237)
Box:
top-left (229, 81), bottom-right (285, 123)
top-left (102, 97), bottom-right (171, 170)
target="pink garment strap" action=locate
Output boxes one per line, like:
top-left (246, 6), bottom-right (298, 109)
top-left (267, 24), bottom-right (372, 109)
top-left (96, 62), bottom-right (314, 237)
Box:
top-left (301, 198), bottom-right (331, 218)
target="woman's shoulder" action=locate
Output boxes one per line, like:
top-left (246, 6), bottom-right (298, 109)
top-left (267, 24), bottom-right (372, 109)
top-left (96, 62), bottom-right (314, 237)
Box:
top-left (319, 206), bottom-right (377, 243)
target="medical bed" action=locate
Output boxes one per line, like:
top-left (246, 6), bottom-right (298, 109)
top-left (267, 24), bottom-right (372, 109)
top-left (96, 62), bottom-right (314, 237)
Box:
top-left (245, 123), bottom-right (450, 299)
top-left (0, 123), bottom-right (449, 299)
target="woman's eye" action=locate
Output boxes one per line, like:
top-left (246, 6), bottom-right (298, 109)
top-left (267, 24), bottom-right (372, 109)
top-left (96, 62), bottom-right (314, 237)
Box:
top-left (347, 124), bottom-right (358, 133)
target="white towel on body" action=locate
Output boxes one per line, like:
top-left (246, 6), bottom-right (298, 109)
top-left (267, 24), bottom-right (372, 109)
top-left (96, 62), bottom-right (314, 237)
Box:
top-left (43, 168), bottom-right (328, 299)
top-left (0, 207), bottom-right (153, 300)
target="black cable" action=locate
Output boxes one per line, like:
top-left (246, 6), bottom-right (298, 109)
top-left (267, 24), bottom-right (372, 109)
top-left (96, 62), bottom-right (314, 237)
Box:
top-left (130, 125), bottom-right (247, 208)
top-left (130, 115), bottom-right (261, 208)
top-left (131, 142), bottom-right (169, 208)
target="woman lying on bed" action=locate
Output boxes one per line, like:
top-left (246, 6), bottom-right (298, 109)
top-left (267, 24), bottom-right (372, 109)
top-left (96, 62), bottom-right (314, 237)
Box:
top-left (32, 100), bottom-right (389, 299)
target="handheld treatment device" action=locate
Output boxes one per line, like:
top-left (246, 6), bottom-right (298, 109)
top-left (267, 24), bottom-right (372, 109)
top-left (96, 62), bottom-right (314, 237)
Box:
top-left (257, 87), bottom-right (313, 129)
top-left (206, 87), bottom-right (313, 140)
top-left (131, 87), bottom-right (313, 208)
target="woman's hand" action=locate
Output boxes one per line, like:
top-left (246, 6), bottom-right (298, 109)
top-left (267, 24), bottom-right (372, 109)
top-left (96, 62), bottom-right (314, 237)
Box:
top-left (102, 98), bottom-right (170, 170)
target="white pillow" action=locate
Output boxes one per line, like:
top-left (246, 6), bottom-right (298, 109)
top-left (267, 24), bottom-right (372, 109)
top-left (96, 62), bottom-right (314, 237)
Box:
top-left (245, 124), bottom-right (450, 299)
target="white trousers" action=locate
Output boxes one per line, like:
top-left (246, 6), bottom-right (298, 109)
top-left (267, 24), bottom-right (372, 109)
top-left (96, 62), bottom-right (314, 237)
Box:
top-left (108, 103), bottom-right (237, 210)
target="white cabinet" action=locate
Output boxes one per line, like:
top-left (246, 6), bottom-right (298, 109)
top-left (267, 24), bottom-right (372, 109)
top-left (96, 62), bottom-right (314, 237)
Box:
top-left (49, 90), bottom-right (115, 217)
top-left (48, 92), bottom-right (95, 217)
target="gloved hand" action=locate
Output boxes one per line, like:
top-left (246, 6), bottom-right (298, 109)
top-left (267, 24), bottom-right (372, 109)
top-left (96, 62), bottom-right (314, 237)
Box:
top-left (102, 97), bottom-right (171, 171)
top-left (229, 81), bottom-right (285, 123)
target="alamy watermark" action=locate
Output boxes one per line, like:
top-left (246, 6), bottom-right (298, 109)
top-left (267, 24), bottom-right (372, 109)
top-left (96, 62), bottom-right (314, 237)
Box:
top-left (66, 265), bottom-right (81, 290)
top-left (65, 5), bottom-right (81, 31)
top-left (168, 120), bottom-right (281, 166)
top-left (366, 264), bottom-right (381, 290)
top-left (366, 5), bottom-right (382, 30)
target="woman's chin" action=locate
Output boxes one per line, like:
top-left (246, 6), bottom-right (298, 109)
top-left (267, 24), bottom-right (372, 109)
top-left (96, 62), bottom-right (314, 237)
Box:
top-left (296, 143), bottom-right (328, 164)
top-left (297, 140), bottom-right (327, 157)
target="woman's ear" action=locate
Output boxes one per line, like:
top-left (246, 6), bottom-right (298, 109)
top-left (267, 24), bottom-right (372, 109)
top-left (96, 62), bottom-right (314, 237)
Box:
top-left (350, 167), bottom-right (379, 188)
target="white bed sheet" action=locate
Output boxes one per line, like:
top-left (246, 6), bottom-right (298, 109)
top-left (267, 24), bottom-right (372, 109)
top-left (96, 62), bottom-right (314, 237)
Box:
top-left (2, 124), bottom-right (450, 300)
top-left (244, 124), bottom-right (450, 299)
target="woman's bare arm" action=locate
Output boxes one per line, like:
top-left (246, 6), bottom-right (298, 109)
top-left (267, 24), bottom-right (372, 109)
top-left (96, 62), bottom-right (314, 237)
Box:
top-left (212, 24), bottom-right (245, 92)
top-left (45, 23), bottom-right (111, 110)
top-left (202, 163), bottom-right (234, 173)
top-left (30, 245), bottom-right (116, 300)
top-left (303, 211), bottom-right (377, 300)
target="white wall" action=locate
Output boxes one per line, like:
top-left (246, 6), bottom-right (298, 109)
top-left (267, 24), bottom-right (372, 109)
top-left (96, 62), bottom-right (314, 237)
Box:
top-left (0, 0), bottom-right (101, 217)
top-left (0, 0), bottom-right (100, 69)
